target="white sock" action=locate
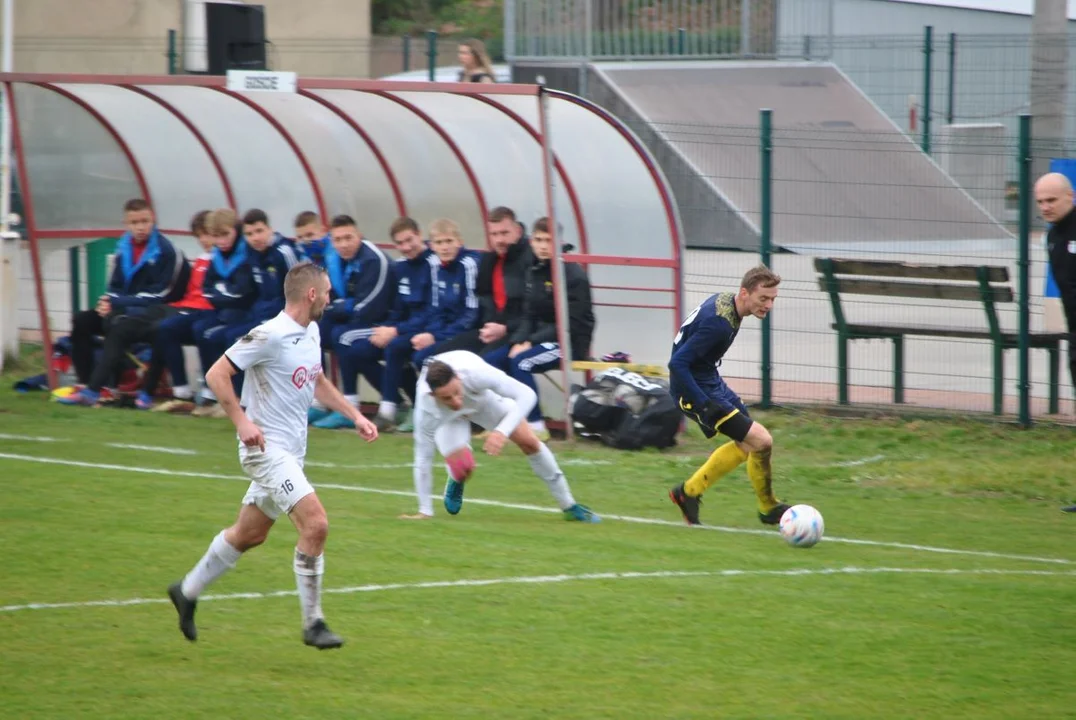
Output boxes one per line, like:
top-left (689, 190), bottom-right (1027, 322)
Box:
top-left (200, 386), bottom-right (217, 402)
top-left (293, 548), bottom-right (325, 629)
top-left (311, 397), bottom-right (328, 411)
top-left (527, 443), bottom-right (576, 510)
top-left (171, 384), bottom-right (192, 400)
top-left (181, 531), bottom-right (243, 599)
top-left (344, 394), bottom-right (358, 407)
top-left (529, 420), bottom-right (548, 434)
top-left (378, 401), bottom-right (397, 419)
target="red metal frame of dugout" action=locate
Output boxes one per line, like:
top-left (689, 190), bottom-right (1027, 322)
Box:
top-left (369, 89), bottom-right (491, 235)
top-left (298, 89), bottom-right (408, 218)
top-left (120, 84), bottom-right (238, 210)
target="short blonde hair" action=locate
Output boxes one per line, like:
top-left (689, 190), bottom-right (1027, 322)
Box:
top-left (741, 265), bottom-right (781, 292)
top-left (283, 262), bottom-right (327, 303)
top-left (205, 208), bottom-right (237, 236)
top-left (429, 218), bottom-right (462, 240)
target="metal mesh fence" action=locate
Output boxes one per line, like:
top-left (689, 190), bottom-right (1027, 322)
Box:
top-left (660, 122), bottom-right (1071, 420)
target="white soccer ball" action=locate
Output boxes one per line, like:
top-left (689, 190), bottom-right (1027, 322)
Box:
top-left (779, 504), bottom-right (824, 548)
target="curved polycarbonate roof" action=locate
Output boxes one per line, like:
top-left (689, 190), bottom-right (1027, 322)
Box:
top-left (3, 74), bottom-right (684, 365)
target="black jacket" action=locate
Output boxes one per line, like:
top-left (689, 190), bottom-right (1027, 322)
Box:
top-left (476, 238), bottom-right (532, 333)
top-left (509, 255), bottom-right (595, 359)
top-left (1047, 206), bottom-right (1076, 312)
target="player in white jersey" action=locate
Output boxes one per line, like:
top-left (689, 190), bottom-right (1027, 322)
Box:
top-left (406, 349), bottom-right (600, 522)
top-left (167, 262), bottom-right (378, 650)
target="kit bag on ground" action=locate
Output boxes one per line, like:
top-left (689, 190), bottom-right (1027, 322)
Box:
top-left (569, 367), bottom-right (680, 450)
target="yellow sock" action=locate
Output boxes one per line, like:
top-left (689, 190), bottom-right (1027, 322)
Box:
top-left (747, 449), bottom-right (780, 513)
top-left (683, 442), bottom-right (748, 497)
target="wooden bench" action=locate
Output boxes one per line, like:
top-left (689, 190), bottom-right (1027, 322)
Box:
top-left (816, 258), bottom-right (1066, 415)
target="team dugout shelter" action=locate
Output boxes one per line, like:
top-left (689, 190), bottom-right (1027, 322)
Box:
top-left (2, 72), bottom-right (684, 419)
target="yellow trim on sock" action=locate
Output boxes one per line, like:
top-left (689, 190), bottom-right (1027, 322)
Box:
top-left (684, 441), bottom-right (749, 497)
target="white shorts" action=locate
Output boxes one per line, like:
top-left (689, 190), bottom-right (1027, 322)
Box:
top-left (239, 449), bottom-right (315, 520)
top-left (426, 390), bottom-right (516, 457)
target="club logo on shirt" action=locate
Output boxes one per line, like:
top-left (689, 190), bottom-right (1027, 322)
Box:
top-left (292, 363), bottom-right (322, 389)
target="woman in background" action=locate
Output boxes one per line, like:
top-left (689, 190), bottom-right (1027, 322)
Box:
top-left (457, 38), bottom-right (496, 84)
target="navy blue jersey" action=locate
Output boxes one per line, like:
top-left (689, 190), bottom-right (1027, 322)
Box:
top-left (428, 248), bottom-right (481, 341)
top-left (249, 233), bottom-right (302, 321)
top-left (323, 240), bottom-right (392, 326)
top-left (668, 291), bottom-right (742, 413)
top-left (385, 248), bottom-right (435, 336)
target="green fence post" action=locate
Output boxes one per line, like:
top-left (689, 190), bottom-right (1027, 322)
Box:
top-left (921, 25), bottom-right (933, 154)
top-left (426, 30), bottom-right (438, 82)
top-left (167, 29), bottom-right (178, 75)
top-left (69, 246), bottom-right (81, 315)
top-left (946, 32), bottom-right (956, 125)
top-left (760, 108), bottom-right (773, 409)
top-left (403, 35), bottom-right (411, 72)
top-left (678, 27), bottom-right (686, 55)
top-left (1017, 113), bottom-right (1032, 427)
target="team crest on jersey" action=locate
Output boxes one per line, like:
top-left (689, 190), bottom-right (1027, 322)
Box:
top-left (292, 363), bottom-right (322, 389)
top-left (398, 277), bottom-right (410, 295)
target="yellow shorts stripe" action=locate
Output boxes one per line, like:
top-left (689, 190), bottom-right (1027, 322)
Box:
top-left (714, 408), bottom-right (740, 428)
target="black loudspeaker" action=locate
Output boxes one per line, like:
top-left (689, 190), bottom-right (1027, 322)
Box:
top-left (206, 3), bottom-right (267, 75)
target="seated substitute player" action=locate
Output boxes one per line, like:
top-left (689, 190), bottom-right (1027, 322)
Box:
top-left (407, 350), bottom-right (600, 522)
top-left (190, 209), bottom-right (259, 413)
top-left (667, 265), bottom-right (792, 527)
top-left (411, 218), bottom-right (482, 368)
top-left (308, 214), bottom-right (392, 424)
top-left (320, 217), bottom-right (433, 431)
top-left (136, 210), bottom-right (216, 410)
top-left (293, 210), bottom-right (328, 267)
top-left (484, 216), bottom-right (595, 439)
top-left (60, 198), bottom-right (187, 406)
top-left (204, 209), bottom-right (303, 396)
top-left (167, 262), bottom-right (379, 650)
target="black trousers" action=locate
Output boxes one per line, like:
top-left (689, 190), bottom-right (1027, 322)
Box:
top-left (70, 306), bottom-right (177, 391)
top-left (1062, 293), bottom-right (1076, 396)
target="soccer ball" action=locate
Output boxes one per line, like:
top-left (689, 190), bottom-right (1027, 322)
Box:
top-left (779, 504), bottom-right (824, 548)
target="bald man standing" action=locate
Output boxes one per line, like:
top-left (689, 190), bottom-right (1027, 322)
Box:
top-left (1034, 172), bottom-right (1076, 513)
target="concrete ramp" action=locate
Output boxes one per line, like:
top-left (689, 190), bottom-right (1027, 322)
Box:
top-left (585, 60), bottom-right (1013, 250)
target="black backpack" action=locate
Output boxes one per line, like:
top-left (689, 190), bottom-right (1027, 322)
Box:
top-left (569, 367), bottom-right (680, 450)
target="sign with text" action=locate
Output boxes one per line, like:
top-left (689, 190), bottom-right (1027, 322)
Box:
top-left (226, 70), bottom-right (297, 93)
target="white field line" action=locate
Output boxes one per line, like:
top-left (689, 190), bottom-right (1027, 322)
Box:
top-left (0, 436), bottom-right (612, 468)
top-left (0, 433), bottom-right (65, 442)
top-left (2, 566), bottom-right (1073, 615)
top-left (106, 443), bottom-right (198, 455)
top-left (1, 452), bottom-right (1072, 566)
top-left (829, 454), bottom-right (886, 468)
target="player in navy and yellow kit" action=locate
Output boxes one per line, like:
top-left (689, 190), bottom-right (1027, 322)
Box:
top-left (668, 265), bottom-right (791, 526)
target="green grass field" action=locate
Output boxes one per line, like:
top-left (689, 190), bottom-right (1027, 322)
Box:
top-left (1, 370), bottom-right (1074, 719)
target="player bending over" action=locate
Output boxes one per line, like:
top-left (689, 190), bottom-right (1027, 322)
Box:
top-left (167, 262), bottom-right (379, 649)
top-left (668, 266), bottom-right (792, 526)
top-left (407, 350), bottom-right (599, 523)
